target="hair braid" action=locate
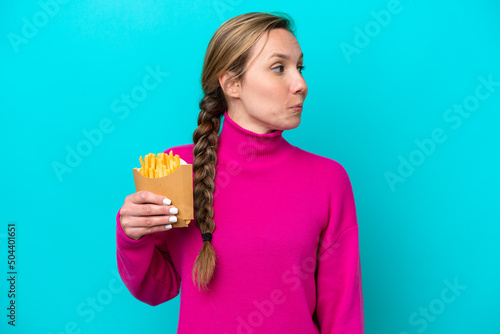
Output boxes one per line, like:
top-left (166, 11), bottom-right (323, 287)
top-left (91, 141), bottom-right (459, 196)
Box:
top-left (191, 90), bottom-right (225, 291)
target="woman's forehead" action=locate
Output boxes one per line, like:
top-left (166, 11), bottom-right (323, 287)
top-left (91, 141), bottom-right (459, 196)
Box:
top-left (250, 29), bottom-right (302, 63)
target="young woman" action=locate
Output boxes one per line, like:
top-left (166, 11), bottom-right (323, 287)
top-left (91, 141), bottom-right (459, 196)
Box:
top-left (116, 11), bottom-right (364, 333)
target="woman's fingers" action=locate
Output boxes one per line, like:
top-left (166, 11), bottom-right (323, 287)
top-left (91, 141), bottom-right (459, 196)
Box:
top-left (121, 202), bottom-right (178, 218)
top-left (121, 212), bottom-right (178, 228)
top-left (121, 190), bottom-right (178, 217)
top-left (128, 190), bottom-right (171, 206)
top-left (119, 190), bottom-right (179, 240)
top-left (124, 224), bottom-right (173, 241)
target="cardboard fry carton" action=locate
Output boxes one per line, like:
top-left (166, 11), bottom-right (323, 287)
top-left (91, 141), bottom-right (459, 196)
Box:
top-left (132, 158), bottom-right (193, 227)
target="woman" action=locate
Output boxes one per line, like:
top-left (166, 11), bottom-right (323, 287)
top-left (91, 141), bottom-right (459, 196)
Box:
top-left (116, 11), bottom-right (364, 333)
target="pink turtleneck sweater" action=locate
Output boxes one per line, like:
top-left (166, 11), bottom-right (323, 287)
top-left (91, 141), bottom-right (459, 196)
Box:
top-left (116, 111), bottom-right (364, 333)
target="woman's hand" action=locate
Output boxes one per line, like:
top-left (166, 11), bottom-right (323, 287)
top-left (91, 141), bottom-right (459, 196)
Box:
top-left (119, 190), bottom-right (179, 240)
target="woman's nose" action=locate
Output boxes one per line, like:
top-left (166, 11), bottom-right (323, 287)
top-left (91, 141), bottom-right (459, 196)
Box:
top-left (291, 71), bottom-right (307, 95)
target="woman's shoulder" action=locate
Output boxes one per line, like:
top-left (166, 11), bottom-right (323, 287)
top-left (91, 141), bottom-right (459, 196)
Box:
top-left (293, 146), bottom-right (347, 170)
top-left (292, 146), bottom-right (351, 183)
top-left (162, 143), bottom-right (195, 164)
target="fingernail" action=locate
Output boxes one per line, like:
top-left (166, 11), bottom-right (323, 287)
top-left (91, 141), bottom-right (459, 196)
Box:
top-left (170, 207), bottom-right (178, 214)
top-left (165, 224), bottom-right (172, 230)
top-left (163, 198), bottom-right (172, 205)
top-left (169, 216), bottom-right (177, 223)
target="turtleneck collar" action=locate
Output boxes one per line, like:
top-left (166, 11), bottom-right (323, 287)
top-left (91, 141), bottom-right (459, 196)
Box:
top-left (217, 110), bottom-right (295, 168)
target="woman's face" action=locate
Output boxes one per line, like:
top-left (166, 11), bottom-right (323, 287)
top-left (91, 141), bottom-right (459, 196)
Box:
top-left (222, 28), bottom-right (308, 134)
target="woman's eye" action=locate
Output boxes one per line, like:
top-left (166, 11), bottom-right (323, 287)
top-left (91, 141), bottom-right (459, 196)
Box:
top-left (272, 65), bottom-right (306, 74)
top-left (272, 65), bottom-right (285, 73)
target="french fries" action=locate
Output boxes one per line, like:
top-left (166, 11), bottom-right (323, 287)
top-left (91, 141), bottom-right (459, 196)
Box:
top-left (137, 150), bottom-right (181, 178)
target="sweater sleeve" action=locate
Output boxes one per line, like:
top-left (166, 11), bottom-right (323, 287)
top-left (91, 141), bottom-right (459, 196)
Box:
top-left (314, 163), bottom-right (365, 333)
top-left (115, 210), bottom-right (181, 306)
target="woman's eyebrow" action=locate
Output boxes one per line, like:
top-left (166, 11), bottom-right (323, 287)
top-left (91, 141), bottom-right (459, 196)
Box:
top-left (267, 52), bottom-right (304, 61)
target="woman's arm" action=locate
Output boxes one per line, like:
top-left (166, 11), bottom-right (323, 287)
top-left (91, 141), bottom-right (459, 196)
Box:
top-left (116, 209), bottom-right (181, 306)
top-left (314, 163), bottom-right (364, 333)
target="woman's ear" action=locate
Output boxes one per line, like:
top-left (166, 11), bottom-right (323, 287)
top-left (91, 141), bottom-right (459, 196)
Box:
top-left (219, 72), bottom-right (240, 99)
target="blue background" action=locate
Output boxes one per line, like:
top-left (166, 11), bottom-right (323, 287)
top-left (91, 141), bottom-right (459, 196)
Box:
top-left (1, 0), bottom-right (499, 333)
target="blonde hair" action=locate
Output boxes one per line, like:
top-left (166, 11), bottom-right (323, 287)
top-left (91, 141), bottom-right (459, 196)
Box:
top-left (191, 11), bottom-right (296, 291)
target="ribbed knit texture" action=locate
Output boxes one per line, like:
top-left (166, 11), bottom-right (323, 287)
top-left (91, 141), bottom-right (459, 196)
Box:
top-left (116, 110), bottom-right (364, 333)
